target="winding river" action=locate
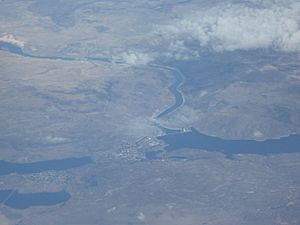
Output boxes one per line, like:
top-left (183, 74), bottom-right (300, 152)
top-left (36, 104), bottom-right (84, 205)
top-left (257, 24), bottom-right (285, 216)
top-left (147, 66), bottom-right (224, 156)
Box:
top-left (148, 64), bottom-right (185, 118)
top-left (1, 41), bottom-right (300, 155)
top-left (0, 41), bottom-right (185, 118)
top-left (0, 41), bottom-right (186, 209)
top-left (1, 41), bottom-right (300, 209)
top-left (0, 41), bottom-right (111, 63)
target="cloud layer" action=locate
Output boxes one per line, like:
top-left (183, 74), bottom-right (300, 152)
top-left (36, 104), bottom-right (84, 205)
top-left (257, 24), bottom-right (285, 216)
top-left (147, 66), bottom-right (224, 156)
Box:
top-left (114, 51), bottom-right (153, 65)
top-left (157, 1), bottom-right (300, 54)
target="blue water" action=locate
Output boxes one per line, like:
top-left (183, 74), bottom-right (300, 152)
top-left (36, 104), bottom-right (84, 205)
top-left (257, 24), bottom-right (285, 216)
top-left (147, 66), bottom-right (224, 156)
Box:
top-left (0, 42), bottom-right (184, 119)
top-left (0, 157), bottom-right (92, 175)
top-left (151, 65), bottom-right (185, 119)
top-left (0, 157), bottom-right (90, 209)
top-left (2, 42), bottom-right (300, 161)
top-left (0, 41), bottom-right (111, 62)
top-left (157, 128), bottom-right (300, 158)
top-left (0, 41), bottom-right (24, 55)
top-left (0, 189), bottom-right (71, 209)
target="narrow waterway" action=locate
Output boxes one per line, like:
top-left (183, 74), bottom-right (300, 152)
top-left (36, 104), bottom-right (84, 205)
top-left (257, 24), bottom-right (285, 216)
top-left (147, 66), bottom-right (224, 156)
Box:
top-left (148, 64), bottom-right (185, 119)
top-left (0, 157), bottom-right (92, 176)
top-left (0, 41), bottom-right (185, 118)
top-left (1, 41), bottom-right (300, 209)
top-left (2, 41), bottom-right (300, 156)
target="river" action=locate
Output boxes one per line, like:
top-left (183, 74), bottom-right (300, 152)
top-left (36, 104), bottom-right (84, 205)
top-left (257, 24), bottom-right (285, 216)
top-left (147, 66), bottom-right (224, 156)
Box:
top-left (1, 41), bottom-right (300, 209)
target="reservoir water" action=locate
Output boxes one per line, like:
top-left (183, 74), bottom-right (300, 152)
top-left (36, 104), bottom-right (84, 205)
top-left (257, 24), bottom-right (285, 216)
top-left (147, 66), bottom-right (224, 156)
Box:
top-left (0, 156), bottom-right (91, 209)
top-left (0, 189), bottom-right (71, 209)
top-left (2, 41), bottom-right (300, 158)
top-left (0, 157), bottom-right (92, 175)
top-left (1, 41), bottom-right (300, 210)
top-left (157, 128), bottom-right (300, 158)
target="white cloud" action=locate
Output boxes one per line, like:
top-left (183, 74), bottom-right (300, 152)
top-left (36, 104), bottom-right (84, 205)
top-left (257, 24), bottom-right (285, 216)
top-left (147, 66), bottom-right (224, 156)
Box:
top-left (253, 131), bottom-right (264, 138)
top-left (114, 51), bottom-right (153, 65)
top-left (0, 33), bottom-right (25, 48)
top-left (137, 212), bottom-right (145, 222)
top-left (165, 39), bottom-right (199, 60)
top-left (44, 136), bottom-right (70, 144)
top-left (157, 1), bottom-right (300, 53)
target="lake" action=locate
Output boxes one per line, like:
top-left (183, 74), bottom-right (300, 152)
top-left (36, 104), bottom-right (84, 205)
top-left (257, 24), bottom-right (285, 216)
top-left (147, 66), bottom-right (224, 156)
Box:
top-left (0, 189), bottom-right (71, 209)
top-left (157, 127), bottom-right (300, 158)
top-left (0, 157), bottom-right (92, 175)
